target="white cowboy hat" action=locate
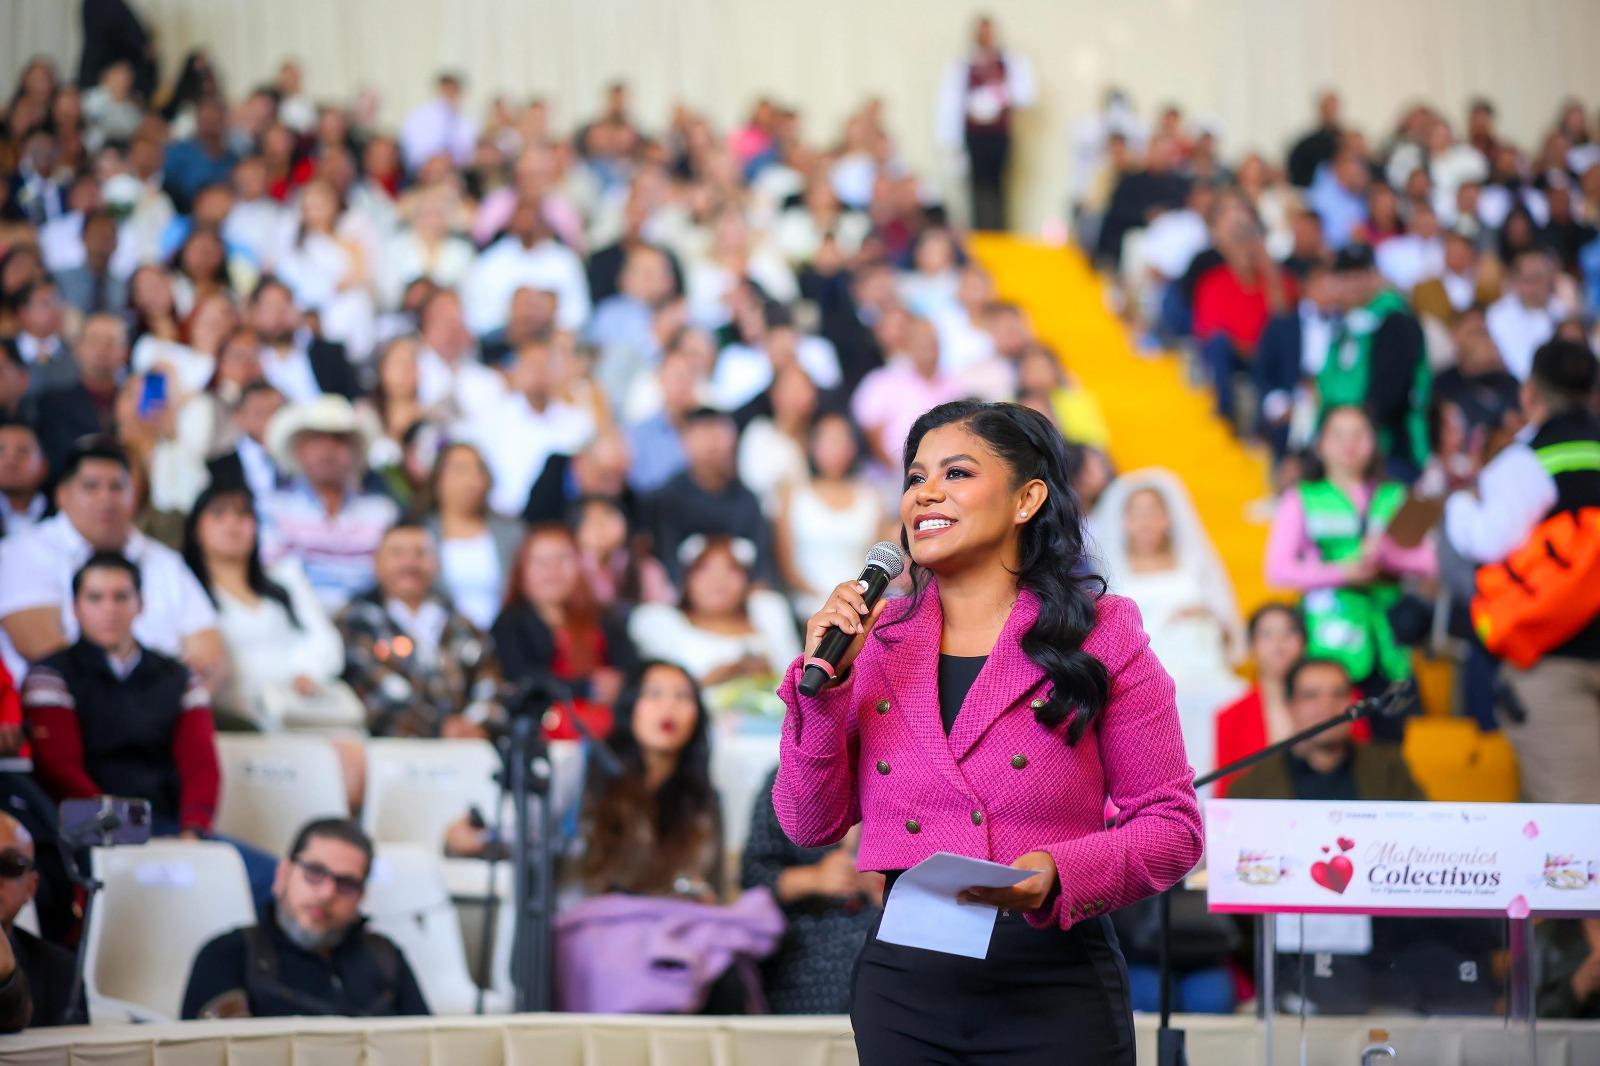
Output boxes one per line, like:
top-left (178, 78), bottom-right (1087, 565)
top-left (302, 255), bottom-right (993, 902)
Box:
top-left (266, 394), bottom-right (370, 475)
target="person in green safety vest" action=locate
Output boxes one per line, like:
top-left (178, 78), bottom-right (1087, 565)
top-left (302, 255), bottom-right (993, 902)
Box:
top-left (1266, 406), bottom-right (1438, 738)
top-left (1321, 244), bottom-right (1431, 484)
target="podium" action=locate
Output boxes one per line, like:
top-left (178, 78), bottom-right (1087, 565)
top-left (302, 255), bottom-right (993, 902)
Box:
top-left (1205, 799), bottom-right (1600, 1064)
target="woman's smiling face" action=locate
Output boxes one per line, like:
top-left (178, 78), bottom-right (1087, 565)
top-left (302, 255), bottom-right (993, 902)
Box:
top-left (901, 422), bottom-right (1036, 574)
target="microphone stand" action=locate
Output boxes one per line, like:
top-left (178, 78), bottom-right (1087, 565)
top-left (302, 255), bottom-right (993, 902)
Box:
top-left (474, 676), bottom-right (623, 1015)
top-left (1154, 680), bottom-right (1418, 1066)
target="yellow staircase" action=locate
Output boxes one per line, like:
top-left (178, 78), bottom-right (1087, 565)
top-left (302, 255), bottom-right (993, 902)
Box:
top-left (970, 235), bottom-right (1274, 614)
top-left (970, 237), bottom-right (1517, 798)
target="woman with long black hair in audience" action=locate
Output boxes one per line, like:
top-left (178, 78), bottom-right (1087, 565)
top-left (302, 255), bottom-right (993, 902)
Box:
top-left (181, 480), bottom-right (352, 731)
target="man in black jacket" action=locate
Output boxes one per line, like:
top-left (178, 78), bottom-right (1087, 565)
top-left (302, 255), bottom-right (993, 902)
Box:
top-left (248, 277), bottom-right (362, 403)
top-left (0, 812), bottom-right (82, 1028)
top-left (182, 818), bottom-right (429, 1019)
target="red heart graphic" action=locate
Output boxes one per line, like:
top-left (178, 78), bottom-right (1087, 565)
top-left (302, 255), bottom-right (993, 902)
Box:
top-left (1337, 836), bottom-right (1355, 853)
top-left (1320, 846), bottom-right (1330, 853)
top-left (1311, 855), bottom-right (1354, 894)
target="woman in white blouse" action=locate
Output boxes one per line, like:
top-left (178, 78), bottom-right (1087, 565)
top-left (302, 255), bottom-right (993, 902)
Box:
top-left (276, 178), bottom-right (378, 360)
top-left (421, 442), bottom-right (524, 631)
top-left (627, 534), bottom-right (800, 700)
top-left (181, 481), bottom-right (352, 731)
top-left (379, 183), bottom-right (475, 310)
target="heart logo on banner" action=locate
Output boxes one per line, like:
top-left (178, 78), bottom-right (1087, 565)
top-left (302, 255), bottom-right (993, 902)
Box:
top-left (1311, 855), bottom-right (1354, 894)
top-left (1336, 836), bottom-right (1356, 852)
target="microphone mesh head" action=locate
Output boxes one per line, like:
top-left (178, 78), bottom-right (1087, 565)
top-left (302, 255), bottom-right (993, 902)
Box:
top-left (865, 541), bottom-right (906, 579)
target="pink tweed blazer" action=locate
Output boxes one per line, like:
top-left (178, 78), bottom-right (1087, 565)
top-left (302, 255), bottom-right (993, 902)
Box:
top-left (774, 584), bottom-right (1203, 930)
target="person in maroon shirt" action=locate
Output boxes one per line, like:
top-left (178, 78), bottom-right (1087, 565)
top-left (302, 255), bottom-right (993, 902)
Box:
top-left (22, 552), bottom-right (276, 907)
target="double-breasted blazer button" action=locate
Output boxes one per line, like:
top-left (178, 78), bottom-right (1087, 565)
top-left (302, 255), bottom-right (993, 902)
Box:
top-left (875, 698), bottom-right (891, 715)
top-left (1010, 753), bottom-right (1028, 770)
top-left (905, 819), bottom-right (921, 834)
top-left (970, 811), bottom-right (983, 826)
top-left (876, 760), bottom-right (891, 775)
top-left (1029, 697), bottom-right (1046, 710)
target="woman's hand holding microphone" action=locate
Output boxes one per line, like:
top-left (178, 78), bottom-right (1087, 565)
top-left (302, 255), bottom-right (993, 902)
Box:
top-left (804, 579), bottom-right (889, 684)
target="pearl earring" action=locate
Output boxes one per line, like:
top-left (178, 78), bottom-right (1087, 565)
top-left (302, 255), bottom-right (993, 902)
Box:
top-left (1018, 511), bottom-right (1028, 519)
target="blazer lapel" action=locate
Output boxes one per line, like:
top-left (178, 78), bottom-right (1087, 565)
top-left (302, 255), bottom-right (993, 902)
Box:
top-left (883, 583), bottom-right (978, 803)
top-left (946, 590), bottom-right (1050, 762)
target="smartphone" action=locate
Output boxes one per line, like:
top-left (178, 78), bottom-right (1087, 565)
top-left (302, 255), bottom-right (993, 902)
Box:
top-left (59, 796), bottom-right (154, 847)
top-left (137, 371), bottom-right (168, 419)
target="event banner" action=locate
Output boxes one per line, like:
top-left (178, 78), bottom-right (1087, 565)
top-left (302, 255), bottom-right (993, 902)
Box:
top-left (1205, 799), bottom-right (1600, 918)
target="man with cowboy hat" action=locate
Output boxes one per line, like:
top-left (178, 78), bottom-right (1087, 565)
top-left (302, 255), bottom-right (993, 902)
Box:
top-left (260, 395), bottom-right (399, 612)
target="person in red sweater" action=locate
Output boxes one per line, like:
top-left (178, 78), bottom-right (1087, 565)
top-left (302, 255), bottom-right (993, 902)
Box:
top-left (1212, 602), bottom-right (1370, 796)
top-left (1191, 212), bottom-right (1297, 429)
top-left (22, 552), bottom-right (275, 907)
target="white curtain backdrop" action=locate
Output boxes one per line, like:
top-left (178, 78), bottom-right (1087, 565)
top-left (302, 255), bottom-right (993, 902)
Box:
top-left (6, 0), bottom-right (1600, 234)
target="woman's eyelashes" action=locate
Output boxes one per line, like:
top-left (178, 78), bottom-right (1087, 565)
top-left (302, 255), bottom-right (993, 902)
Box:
top-left (904, 468), bottom-right (974, 490)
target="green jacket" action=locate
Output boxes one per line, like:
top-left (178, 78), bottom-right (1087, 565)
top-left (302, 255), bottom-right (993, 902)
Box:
top-left (1319, 289), bottom-right (1431, 469)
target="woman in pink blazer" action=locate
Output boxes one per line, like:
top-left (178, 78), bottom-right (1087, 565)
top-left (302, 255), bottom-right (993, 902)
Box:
top-left (775, 400), bottom-right (1202, 1064)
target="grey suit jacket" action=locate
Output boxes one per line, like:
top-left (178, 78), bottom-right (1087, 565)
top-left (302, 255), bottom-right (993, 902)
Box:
top-left (53, 266), bottom-right (129, 316)
top-left (7, 339), bottom-right (80, 398)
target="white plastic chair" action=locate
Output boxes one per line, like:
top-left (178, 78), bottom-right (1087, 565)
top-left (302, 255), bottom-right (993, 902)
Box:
top-left (362, 738), bottom-right (502, 850)
top-left (362, 844), bottom-right (509, 1015)
top-left (214, 733), bottom-right (350, 855)
top-left (80, 841), bottom-right (256, 1022)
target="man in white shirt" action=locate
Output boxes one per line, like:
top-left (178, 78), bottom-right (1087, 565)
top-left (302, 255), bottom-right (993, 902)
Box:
top-left (470, 339), bottom-right (595, 517)
top-left (0, 439), bottom-right (222, 685)
top-left (414, 290), bottom-right (504, 420)
top-left (1375, 199), bottom-right (1446, 294)
top-left (222, 156), bottom-right (290, 266)
top-left (0, 422), bottom-right (48, 539)
top-left (463, 199), bottom-right (591, 336)
top-left (399, 73), bottom-right (479, 175)
top-left (1487, 248), bottom-right (1564, 381)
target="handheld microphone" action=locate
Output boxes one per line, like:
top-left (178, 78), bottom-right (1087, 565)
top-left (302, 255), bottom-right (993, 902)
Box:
top-left (798, 541), bottom-right (905, 697)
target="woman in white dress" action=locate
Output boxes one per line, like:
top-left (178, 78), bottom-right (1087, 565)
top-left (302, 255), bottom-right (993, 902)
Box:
top-left (1092, 468), bottom-right (1245, 781)
top-left (378, 183), bottom-right (475, 311)
top-left (422, 442), bottom-right (523, 632)
top-left (276, 178), bottom-right (377, 360)
top-left (776, 411), bottom-right (885, 618)
top-left (181, 481), bottom-right (352, 731)
top-left (628, 534), bottom-right (800, 707)
top-left (736, 363), bottom-right (817, 515)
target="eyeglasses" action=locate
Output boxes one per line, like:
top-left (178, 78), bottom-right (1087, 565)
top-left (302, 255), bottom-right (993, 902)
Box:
top-left (294, 859), bottom-right (365, 898)
top-left (0, 850), bottom-right (34, 879)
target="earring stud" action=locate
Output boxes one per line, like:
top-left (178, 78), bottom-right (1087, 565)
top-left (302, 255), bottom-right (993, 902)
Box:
top-left (1018, 511), bottom-right (1028, 519)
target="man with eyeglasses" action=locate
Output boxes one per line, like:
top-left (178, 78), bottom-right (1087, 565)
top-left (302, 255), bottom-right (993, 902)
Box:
top-left (181, 817), bottom-right (429, 1019)
top-left (0, 810), bottom-right (81, 1029)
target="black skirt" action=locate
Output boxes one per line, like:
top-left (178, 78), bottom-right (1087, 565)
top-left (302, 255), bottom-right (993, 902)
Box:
top-left (850, 894), bottom-right (1135, 1065)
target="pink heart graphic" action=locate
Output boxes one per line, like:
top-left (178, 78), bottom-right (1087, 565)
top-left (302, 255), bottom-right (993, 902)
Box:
top-left (1506, 895), bottom-right (1530, 919)
top-left (1522, 821), bottom-right (1539, 839)
top-left (1311, 855), bottom-right (1354, 894)
top-left (1336, 836), bottom-right (1356, 853)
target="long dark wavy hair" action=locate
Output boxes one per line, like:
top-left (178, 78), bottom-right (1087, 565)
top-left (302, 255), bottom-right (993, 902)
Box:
top-left (577, 661), bottom-right (720, 891)
top-left (182, 482), bottom-right (301, 627)
top-left (892, 400), bottom-right (1110, 744)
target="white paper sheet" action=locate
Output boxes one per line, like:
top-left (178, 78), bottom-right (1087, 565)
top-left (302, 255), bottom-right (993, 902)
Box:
top-left (874, 851), bottom-right (1034, 959)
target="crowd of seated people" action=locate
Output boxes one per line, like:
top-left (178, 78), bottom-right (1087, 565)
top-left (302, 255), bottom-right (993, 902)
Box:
top-left (1080, 88), bottom-right (1600, 1020)
top-left (2, 35), bottom-right (1599, 1029)
top-left (0, 41), bottom-right (1103, 1027)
